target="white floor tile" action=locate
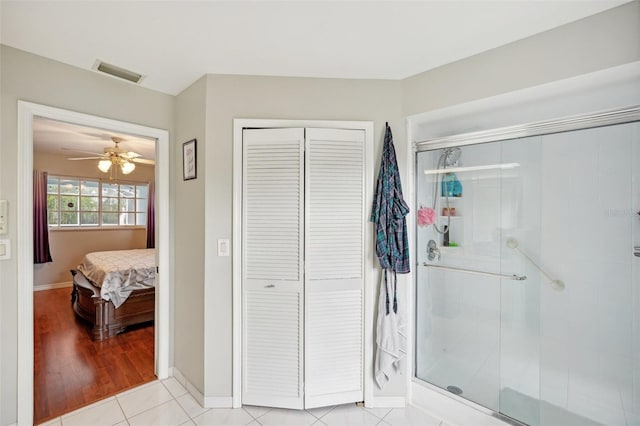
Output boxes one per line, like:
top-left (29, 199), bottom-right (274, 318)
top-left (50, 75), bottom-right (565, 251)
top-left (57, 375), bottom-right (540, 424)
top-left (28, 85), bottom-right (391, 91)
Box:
top-left (382, 406), bottom-right (442, 426)
top-left (38, 418), bottom-right (61, 426)
top-left (364, 407), bottom-right (392, 420)
top-left (176, 392), bottom-right (209, 418)
top-left (128, 399), bottom-right (190, 426)
top-left (179, 421), bottom-right (196, 426)
top-left (246, 422), bottom-right (261, 426)
top-left (257, 407), bottom-right (318, 426)
top-left (117, 381), bottom-right (174, 418)
top-left (114, 422), bottom-right (130, 426)
top-left (163, 377), bottom-right (188, 398)
top-left (193, 408), bottom-right (255, 426)
top-left (61, 397), bottom-right (125, 426)
top-left (306, 405), bottom-right (335, 419)
top-left (117, 380), bottom-right (159, 396)
top-left (320, 404), bottom-right (380, 426)
top-left (242, 405), bottom-right (271, 419)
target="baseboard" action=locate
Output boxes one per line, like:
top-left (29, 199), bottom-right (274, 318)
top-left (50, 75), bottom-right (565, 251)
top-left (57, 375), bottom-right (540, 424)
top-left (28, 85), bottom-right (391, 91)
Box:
top-left (204, 395), bottom-right (234, 407)
top-left (171, 367), bottom-right (186, 389)
top-left (33, 281), bottom-right (73, 291)
top-left (171, 366), bottom-right (233, 409)
top-left (369, 396), bottom-right (407, 408)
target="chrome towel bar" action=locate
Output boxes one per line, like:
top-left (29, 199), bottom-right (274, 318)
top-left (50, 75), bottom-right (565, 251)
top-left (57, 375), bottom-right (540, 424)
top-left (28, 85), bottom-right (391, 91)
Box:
top-left (422, 262), bottom-right (526, 281)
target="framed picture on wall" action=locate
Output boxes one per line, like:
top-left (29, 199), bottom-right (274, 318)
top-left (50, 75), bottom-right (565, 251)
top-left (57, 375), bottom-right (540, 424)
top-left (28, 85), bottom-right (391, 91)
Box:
top-left (183, 139), bottom-right (197, 180)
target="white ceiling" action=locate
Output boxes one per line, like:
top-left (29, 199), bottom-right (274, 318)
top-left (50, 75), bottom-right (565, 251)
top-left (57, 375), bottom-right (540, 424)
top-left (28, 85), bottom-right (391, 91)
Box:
top-left (33, 117), bottom-right (157, 160)
top-left (0, 1), bottom-right (629, 95)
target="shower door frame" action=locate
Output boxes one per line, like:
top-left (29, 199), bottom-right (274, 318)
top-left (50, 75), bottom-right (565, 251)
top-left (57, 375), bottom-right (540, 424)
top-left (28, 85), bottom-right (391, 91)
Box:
top-left (408, 104), bottom-right (640, 424)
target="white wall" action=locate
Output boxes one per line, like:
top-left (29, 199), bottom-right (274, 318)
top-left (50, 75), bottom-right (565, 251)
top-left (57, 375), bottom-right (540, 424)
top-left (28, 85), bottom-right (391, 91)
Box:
top-left (201, 74), bottom-right (406, 399)
top-left (0, 45), bottom-right (174, 425)
top-left (173, 76), bottom-right (207, 393)
top-left (402, 1), bottom-right (640, 118)
top-left (33, 151), bottom-right (154, 287)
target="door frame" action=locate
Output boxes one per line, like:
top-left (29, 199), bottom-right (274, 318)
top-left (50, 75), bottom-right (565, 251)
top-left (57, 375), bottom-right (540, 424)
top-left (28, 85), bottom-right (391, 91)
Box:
top-left (17, 101), bottom-right (171, 425)
top-left (232, 119), bottom-right (374, 408)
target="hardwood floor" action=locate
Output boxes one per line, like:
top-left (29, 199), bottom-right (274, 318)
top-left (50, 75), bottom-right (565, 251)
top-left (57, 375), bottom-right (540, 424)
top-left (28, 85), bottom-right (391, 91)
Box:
top-left (34, 287), bottom-right (155, 424)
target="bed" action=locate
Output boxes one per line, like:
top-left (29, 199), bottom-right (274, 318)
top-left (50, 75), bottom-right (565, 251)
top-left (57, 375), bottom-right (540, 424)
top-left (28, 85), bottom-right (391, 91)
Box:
top-left (70, 248), bottom-right (156, 341)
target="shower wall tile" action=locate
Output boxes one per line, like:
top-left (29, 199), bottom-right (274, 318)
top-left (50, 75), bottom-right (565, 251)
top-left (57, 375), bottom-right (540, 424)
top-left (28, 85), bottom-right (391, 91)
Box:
top-left (464, 350), bottom-right (500, 410)
top-left (540, 338), bottom-right (569, 407)
top-left (625, 412), bottom-right (640, 426)
top-left (539, 277), bottom-right (570, 342)
top-left (618, 354), bottom-right (636, 415)
top-left (567, 342), bottom-right (629, 411)
top-left (567, 393), bottom-right (627, 426)
top-left (598, 262), bottom-right (633, 356)
top-left (540, 384), bottom-right (567, 408)
top-left (597, 125), bottom-right (633, 215)
top-left (633, 255), bottom-right (640, 418)
top-left (567, 261), bottom-right (601, 351)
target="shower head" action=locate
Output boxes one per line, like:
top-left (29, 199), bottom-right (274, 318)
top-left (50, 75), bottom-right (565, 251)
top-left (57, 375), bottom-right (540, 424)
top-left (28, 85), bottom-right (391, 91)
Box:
top-left (444, 147), bottom-right (461, 167)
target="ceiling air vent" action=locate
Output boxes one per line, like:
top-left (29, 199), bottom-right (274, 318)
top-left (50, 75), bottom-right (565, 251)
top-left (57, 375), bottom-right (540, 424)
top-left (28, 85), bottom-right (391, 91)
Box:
top-left (95, 61), bottom-right (143, 83)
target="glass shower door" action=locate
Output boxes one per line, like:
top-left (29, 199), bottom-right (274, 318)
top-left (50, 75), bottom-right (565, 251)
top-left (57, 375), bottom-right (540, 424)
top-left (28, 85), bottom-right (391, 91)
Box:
top-left (415, 121), bottom-right (640, 426)
top-left (415, 142), bottom-right (508, 412)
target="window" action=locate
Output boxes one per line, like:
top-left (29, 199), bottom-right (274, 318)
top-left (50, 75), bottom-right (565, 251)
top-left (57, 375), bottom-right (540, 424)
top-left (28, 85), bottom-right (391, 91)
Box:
top-left (47, 176), bottom-right (148, 228)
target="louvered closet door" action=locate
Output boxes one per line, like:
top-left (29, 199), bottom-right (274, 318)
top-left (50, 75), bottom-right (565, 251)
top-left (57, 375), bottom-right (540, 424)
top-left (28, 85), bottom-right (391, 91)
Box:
top-left (304, 128), bottom-right (365, 408)
top-left (242, 128), bottom-right (305, 409)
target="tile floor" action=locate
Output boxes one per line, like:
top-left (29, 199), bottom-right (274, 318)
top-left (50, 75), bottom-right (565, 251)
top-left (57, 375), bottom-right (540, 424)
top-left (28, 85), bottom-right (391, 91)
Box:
top-left (38, 378), bottom-right (448, 426)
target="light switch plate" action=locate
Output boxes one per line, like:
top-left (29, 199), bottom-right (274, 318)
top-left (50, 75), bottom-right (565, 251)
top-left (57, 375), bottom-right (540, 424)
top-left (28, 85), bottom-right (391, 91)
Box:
top-left (0, 239), bottom-right (11, 260)
top-left (217, 239), bottom-right (230, 256)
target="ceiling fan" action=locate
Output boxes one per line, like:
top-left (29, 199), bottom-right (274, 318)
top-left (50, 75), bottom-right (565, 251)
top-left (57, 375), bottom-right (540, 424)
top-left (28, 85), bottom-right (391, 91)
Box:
top-left (67, 136), bottom-right (155, 175)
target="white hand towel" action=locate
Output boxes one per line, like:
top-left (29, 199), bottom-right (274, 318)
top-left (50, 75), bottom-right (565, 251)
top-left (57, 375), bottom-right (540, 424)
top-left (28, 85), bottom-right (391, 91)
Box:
top-left (375, 271), bottom-right (406, 389)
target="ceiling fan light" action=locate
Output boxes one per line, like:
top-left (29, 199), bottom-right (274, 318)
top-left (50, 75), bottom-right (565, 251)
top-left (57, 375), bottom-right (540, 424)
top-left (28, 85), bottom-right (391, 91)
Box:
top-left (98, 159), bottom-right (112, 173)
top-left (121, 161), bottom-right (136, 175)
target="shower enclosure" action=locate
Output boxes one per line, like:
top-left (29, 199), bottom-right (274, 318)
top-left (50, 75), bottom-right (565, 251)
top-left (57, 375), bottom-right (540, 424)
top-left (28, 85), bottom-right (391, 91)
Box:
top-left (415, 117), bottom-right (639, 425)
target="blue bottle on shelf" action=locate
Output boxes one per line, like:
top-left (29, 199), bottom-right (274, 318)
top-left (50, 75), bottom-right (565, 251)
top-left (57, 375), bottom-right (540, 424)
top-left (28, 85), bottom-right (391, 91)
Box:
top-left (441, 173), bottom-right (462, 197)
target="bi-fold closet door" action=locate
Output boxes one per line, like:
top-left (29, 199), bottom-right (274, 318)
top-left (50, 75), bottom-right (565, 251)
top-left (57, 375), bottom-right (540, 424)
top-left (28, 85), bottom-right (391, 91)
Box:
top-left (242, 127), bottom-right (365, 410)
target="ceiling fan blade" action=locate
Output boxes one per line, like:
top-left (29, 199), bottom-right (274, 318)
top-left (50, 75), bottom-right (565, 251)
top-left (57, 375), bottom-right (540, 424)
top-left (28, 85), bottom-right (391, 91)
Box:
top-left (122, 151), bottom-right (142, 159)
top-left (131, 158), bottom-right (155, 165)
top-left (67, 157), bottom-right (105, 160)
top-left (61, 148), bottom-right (105, 156)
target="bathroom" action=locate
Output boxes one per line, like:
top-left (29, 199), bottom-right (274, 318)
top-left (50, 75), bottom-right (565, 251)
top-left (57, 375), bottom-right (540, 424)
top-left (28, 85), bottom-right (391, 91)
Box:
top-left (409, 64), bottom-right (639, 426)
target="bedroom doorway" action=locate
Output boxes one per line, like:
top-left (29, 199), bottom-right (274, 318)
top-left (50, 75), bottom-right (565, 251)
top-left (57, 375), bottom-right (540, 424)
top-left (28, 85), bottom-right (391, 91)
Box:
top-left (17, 102), bottom-right (170, 426)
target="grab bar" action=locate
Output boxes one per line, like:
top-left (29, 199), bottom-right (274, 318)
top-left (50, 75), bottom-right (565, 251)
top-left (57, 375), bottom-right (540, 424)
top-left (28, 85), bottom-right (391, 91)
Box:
top-left (506, 238), bottom-right (565, 291)
top-left (422, 262), bottom-right (527, 281)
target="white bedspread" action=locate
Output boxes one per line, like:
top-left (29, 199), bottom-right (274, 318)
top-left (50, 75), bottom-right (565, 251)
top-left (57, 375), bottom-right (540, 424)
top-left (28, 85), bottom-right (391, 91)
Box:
top-left (77, 249), bottom-right (156, 308)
